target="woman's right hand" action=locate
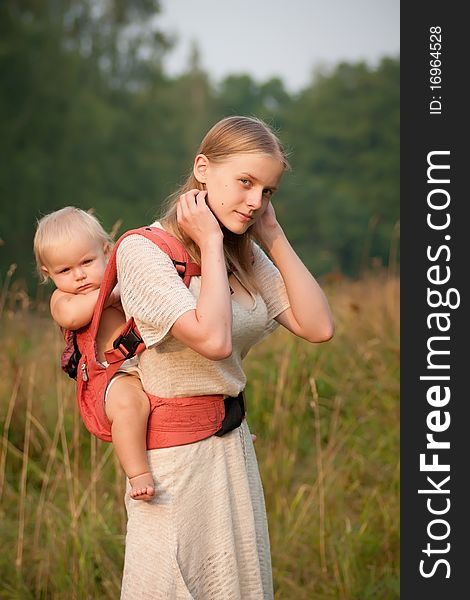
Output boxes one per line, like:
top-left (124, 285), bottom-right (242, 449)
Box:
top-left (170, 189), bottom-right (232, 361)
top-left (176, 189), bottom-right (223, 248)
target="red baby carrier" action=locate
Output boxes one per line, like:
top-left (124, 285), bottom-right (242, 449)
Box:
top-left (61, 226), bottom-right (245, 449)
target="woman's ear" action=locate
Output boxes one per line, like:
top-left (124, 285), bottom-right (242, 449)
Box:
top-left (193, 154), bottom-right (209, 184)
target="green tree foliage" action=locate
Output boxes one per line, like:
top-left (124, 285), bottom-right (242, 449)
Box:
top-left (0, 1), bottom-right (399, 291)
top-left (0, 0), bottom-right (170, 287)
top-left (281, 59), bottom-right (400, 274)
top-left (214, 74), bottom-right (292, 131)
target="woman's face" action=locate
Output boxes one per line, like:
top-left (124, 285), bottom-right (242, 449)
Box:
top-left (194, 152), bottom-right (284, 234)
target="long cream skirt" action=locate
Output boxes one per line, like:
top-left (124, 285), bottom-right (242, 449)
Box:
top-left (120, 420), bottom-right (274, 600)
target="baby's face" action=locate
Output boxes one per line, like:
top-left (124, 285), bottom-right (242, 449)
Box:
top-left (42, 236), bottom-right (108, 295)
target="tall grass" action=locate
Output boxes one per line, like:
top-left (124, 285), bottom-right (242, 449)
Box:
top-left (0, 271), bottom-right (399, 599)
top-left (253, 272), bottom-right (399, 599)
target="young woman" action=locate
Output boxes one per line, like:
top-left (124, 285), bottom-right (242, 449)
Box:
top-left (116, 115), bottom-right (334, 599)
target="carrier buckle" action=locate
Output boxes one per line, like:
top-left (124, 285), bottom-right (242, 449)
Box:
top-left (173, 260), bottom-right (187, 278)
top-left (113, 328), bottom-right (143, 359)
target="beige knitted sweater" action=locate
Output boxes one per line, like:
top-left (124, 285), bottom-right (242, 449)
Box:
top-left (116, 223), bottom-right (290, 398)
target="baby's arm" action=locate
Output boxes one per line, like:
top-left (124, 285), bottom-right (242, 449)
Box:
top-left (50, 288), bottom-right (100, 330)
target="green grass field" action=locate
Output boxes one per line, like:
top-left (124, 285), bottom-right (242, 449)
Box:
top-left (0, 272), bottom-right (399, 599)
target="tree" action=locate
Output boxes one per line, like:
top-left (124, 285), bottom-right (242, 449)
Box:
top-left (281, 58), bottom-right (399, 274)
top-left (0, 0), bottom-right (170, 289)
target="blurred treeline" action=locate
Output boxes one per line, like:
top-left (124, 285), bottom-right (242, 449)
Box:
top-left (0, 1), bottom-right (399, 293)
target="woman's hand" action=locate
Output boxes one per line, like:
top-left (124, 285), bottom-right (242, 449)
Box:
top-left (251, 202), bottom-right (283, 252)
top-left (171, 189), bottom-right (232, 360)
top-left (177, 189), bottom-right (223, 248)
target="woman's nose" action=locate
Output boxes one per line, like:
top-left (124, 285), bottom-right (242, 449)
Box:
top-left (247, 189), bottom-right (263, 209)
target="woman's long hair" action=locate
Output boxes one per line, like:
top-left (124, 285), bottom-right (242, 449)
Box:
top-left (160, 116), bottom-right (290, 293)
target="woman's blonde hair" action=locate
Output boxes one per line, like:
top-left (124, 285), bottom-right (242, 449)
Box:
top-left (34, 206), bottom-right (113, 283)
top-left (160, 115), bottom-right (290, 293)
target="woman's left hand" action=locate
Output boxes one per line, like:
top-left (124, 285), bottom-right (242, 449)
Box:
top-left (251, 202), bottom-right (283, 251)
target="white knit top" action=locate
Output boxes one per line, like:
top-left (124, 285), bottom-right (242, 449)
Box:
top-left (116, 222), bottom-right (290, 398)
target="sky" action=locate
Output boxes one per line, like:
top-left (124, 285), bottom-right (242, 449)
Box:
top-left (156, 0), bottom-right (400, 92)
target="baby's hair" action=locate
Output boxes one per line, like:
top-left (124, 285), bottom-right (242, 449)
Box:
top-left (34, 206), bottom-right (113, 283)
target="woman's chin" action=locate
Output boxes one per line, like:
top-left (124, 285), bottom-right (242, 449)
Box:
top-left (222, 220), bottom-right (253, 236)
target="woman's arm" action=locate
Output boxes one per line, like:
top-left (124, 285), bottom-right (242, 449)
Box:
top-left (252, 204), bottom-right (334, 343)
top-left (169, 190), bottom-right (232, 360)
top-left (117, 191), bottom-right (233, 361)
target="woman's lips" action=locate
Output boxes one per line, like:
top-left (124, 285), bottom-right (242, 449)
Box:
top-left (235, 211), bottom-right (253, 222)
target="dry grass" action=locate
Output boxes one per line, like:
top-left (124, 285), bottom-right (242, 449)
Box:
top-left (0, 271), bottom-right (399, 599)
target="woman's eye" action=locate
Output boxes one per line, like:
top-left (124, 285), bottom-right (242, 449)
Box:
top-left (240, 179), bottom-right (251, 186)
top-left (263, 189), bottom-right (273, 198)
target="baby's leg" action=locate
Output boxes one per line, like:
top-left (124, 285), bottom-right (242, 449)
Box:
top-left (105, 374), bottom-right (155, 501)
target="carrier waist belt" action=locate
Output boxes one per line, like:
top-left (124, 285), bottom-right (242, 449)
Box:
top-left (145, 391), bottom-right (246, 450)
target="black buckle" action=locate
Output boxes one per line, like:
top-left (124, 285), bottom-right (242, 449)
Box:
top-left (215, 391), bottom-right (246, 437)
top-left (113, 328), bottom-right (143, 359)
top-left (173, 260), bottom-right (187, 278)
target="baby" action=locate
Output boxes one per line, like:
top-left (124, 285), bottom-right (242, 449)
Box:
top-left (34, 206), bottom-right (155, 501)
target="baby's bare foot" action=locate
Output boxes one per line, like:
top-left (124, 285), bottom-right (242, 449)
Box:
top-left (251, 434), bottom-right (257, 443)
top-left (129, 472), bottom-right (155, 501)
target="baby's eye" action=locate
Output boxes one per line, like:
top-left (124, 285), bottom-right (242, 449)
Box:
top-left (82, 259), bottom-right (94, 265)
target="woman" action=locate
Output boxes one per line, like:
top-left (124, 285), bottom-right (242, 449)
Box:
top-left (116, 115), bottom-right (334, 599)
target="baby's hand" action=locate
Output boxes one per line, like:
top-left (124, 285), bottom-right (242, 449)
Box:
top-left (251, 434), bottom-right (257, 443)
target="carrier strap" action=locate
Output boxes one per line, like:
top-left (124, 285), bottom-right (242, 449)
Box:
top-left (91, 226), bottom-right (201, 381)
